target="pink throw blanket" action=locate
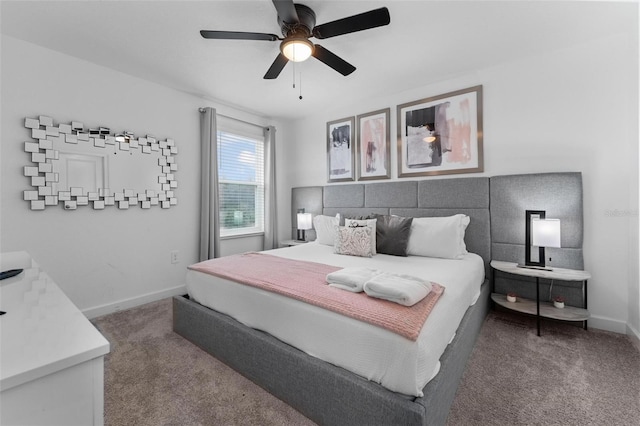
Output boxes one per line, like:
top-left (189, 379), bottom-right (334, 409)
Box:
top-left (188, 252), bottom-right (444, 341)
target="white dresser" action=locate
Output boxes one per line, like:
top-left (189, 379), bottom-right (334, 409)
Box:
top-left (0, 252), bottom-right (110, 425)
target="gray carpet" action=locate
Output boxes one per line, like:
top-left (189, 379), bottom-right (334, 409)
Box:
top-left (447, 310), bottom-right (640, 426)
top-left (93, 298), bottom-right (315, 426)
top-left (93, 299), bottom-right (640, 426)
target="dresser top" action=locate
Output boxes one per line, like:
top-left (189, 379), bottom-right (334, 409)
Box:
top-left (0, 252), bottom-right (110, 391)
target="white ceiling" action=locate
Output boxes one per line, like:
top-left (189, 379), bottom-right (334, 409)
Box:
top-left (0, 0), bottom-right (634, 120)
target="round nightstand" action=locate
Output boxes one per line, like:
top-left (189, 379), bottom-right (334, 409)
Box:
top-left (490, 260), bottom-right (590, 336)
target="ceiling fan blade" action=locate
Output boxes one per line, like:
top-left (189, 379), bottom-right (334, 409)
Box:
top-left (312, 45), bottom-right (356, 76)
top-left (200, 30), bottom-right (279, 41)
top-left (264, 53), bottom-right (289, 79)
top-left (313, 7), bottom-right (390, 39)
top-left (272, 0), bottom-right (299, 24)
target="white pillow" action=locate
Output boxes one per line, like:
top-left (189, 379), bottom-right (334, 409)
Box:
top-left (334, 226), bottom-right (374, 258)
top-left (407, 214), bottom-right (470, 259)
top-left (313, 215), bottom-right (339, 245)
top-left (344, 218), bottom-right (377, 255)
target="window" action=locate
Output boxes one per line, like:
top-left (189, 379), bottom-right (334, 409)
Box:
top-left (217, 121), bottom-right (264, 238)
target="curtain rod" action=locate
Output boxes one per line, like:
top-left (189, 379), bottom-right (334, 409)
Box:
top-left (199, 107), bottom-right (266, 130)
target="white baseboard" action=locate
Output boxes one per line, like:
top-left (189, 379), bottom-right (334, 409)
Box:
top-left (83, 284), bottom-right (187, 319)
top-left (586, 315), bottom-right (640, 352)
top-left (627, 323), bottom-right (640, 353)
top-left (588, 315), bottom-right (629, 334)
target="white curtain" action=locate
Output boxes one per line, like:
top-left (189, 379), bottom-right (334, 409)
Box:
top-left (199, 107), bottom-right (220, 261)
top-left (263, 126), bottom-right (278, 250)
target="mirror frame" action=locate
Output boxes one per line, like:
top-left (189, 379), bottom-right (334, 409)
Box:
top-left (23, 116), bottom-right (178, 210)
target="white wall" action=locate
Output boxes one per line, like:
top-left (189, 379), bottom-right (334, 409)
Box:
top-left (2, 25), bottom-right (637, 338)
top-left (280, 31), bottom-right (639, 335)
top-left (630, 4), bottom-right (640, 346)
top-left (0, 36), bottom-right (282, 317)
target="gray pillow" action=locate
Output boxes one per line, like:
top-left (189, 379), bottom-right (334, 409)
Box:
top-left (374, 214), bottom-right (413, 256)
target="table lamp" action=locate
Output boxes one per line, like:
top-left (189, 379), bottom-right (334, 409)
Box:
top-left (297, 210), bottom-right (313, 241)
top-left (520, 210), bottom-right (561, 270)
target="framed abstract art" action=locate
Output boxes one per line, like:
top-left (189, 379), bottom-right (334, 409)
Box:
top-left (327, 116), bottom-right (355, 183)
top-left (356, 108), bottom-right (390, 181)
top-left (397, 85), bottom-right (483, 178)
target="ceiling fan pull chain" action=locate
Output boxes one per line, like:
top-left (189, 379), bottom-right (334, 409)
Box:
top-left (299, 72), bottom-right (303, 100)
top-left (292, 60), bottom-right (296, 89)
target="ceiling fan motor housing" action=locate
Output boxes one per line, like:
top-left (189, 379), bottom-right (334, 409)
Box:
top-left (278, 3), bottom-right (316, 38)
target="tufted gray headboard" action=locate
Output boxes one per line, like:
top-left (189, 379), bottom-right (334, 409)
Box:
top-left (292, 177), bottom-right (492, 275)
top-left (490, 172), bottom-right (583, 270)
top-left (292, 172), bottom-right (584, 284)
top-left (489, 172), bottom-right (584, 304)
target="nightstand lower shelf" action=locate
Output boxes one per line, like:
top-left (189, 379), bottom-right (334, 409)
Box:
top-left (491, 293), bottom-right (590, 322)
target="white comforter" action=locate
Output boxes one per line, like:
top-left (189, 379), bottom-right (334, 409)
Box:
top-left (185, 242), bottom-right (485, 396)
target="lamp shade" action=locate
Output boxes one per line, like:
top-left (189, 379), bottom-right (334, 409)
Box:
top-left (297, 213), bottom-right (313, 230)
top-left (531, 218), bottom-right (561, 248)
top-left (281, 38), bottom-right (313, 62)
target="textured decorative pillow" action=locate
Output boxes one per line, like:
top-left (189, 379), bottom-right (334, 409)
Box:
top-left (313, 215), bottom-right (338, 246)
top-left (374, 214), bottom-right (414, 256)
top-left (407, 214), bottom-right (470, 259)
top-left (344, 218), bottom-right (377, 255)
top-left (334, 226), bottom-right (374, 258)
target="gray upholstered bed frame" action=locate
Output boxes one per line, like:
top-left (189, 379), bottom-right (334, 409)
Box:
top-left (173, 172), bottom-right (584, 426)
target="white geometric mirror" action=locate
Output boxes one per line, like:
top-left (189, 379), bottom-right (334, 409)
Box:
top-left (23, 116), bottom-right (178, 210)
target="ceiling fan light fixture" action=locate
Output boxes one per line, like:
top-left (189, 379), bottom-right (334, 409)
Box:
top-left (281, 38), bottom-right (314, 62)
top-left (201, 2), bottom-right (391, 79)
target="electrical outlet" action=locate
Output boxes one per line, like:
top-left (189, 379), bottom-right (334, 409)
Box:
top-left (170, 250), bottom-right (179, 264)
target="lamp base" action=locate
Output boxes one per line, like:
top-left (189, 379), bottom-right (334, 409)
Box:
top-left (296, 229), bottom-right (306, 242)
top-left (516, 264), bottom-right (553, 271)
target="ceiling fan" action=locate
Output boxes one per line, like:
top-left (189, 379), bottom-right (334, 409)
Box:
top-left (200, 0), bottom-right (391, 79)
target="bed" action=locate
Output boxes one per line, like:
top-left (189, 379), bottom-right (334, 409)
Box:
top-left (185, 242), bottom-right (485, 397)
top-left (173, 173), bottom-right (584, 426)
